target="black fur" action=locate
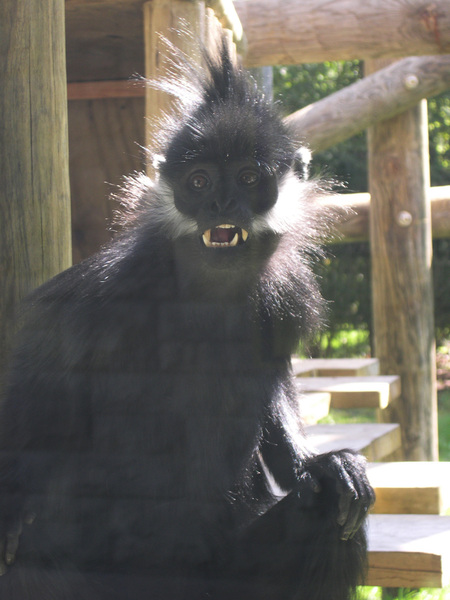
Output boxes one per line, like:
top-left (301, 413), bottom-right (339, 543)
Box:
top-left (0, 39), bottom-right (374, 600)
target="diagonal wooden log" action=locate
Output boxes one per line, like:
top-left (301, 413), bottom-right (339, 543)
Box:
top-left (284, 55), bottom-right (450, 153)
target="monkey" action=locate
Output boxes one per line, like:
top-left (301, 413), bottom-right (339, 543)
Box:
top-left (0, 37), bottom-right (375, 600)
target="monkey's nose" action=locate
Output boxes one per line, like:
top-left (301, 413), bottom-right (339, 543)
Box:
top-left (210, 195), bottom-right (236, 214)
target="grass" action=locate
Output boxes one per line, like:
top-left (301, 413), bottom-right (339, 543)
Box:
top-left (358, 588), bottom-right (450, 600)
top-left (313, 334), bottom-right (450, 600)
top-left (438, 389), bottom-right (450, 461)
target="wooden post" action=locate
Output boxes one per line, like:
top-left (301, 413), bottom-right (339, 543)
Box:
top-left (0, 0), bottom-right (71, 387)
top-left (366, 59), bottom-right (438, 461)
top-left (143, 0), bottom-right (206, 169)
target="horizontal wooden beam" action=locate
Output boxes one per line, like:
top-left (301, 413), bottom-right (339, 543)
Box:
top-left (67, 80), bottom-right (146, 100)
top-left (234, 0), bottom-right (450, 67)
top-left (322, 187), bottom-right (450, 243)
top-left (285, 55), bottom-right (450, 153)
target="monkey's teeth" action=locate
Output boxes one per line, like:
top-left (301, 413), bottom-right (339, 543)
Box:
top-left (202, 230), bottom-right (212, 247)
top-left (201, 226), bottom-right (249, 248)
top-left (229, 233), bottom-right (239, 247)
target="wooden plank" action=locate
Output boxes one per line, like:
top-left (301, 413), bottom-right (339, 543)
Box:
top-left (65, 1), bottom-right (145, 83)
top-left (295, 376), bottom-right (401, 409)
top-left (367, 461), bottom-right (450, 515)
top-left (68, 97), bottom-right (145, 263)
top-left (292, 357), bottom-right (379, 378)
top-left (68, 80), bottom-right (146, 101)
top-left (299, 392), bottom-right (331, 425)
top-left (305, 423), bottom-right (401, 462)
top-left (367, 515), bottom-right (450, 588)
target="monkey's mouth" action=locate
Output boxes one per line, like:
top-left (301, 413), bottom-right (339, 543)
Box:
top-left (202, 224), bottom-right (249, 248)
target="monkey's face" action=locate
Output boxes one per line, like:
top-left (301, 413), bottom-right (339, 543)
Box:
top-left (164, 157), bottom-right (281, 276)
top-left (174, 158), bottom-right (277, 238)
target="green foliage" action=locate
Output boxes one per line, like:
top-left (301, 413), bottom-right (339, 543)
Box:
top-left (429, 93), bottom-right (450, 186)
top-left (438, 389), bottom-right (450, 461)
top-left (357, 587), bottom-right (450, 600)
top-left (274, 61), bottom-right (450, 190)
top-left (273, 61), bottom-right (367, 191)
top-left (274, 61), bottom-right (450, 352)
top-left (433, 239), bottom-right (450, 344)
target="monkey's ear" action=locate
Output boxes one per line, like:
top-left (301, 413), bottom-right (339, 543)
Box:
top-left (292, 147), bottom-right (312, 180)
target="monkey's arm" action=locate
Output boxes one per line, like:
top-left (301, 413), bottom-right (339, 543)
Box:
top-left (259, 416), bottom-right (375, 540)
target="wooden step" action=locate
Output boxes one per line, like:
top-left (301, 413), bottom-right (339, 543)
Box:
top-left (367, 514), bottom-right (450, 588)
top-left (367, 461), bottom-right (450, 515)
top-left (295, 375), bottom-right (401, 409)
top-left (305, 423), bottom-right (402, 461)
top-left (292, 357), bottom-right (380, 377)
top-left (299, 392), bottom-right (331, 424)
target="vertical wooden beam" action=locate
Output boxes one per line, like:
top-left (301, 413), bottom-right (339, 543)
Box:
top-left (0, 0), bottom-right (71, 387)
top-left (366, 59), bottom-right (438, 461)
top-left (143, 0), bottom-right (206, 172)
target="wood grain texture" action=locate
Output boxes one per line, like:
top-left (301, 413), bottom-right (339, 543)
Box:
top-left (367, 515), bottom-right (450, 588)
top-left (68, 97), bottom-right (145, 263)
top-left (234, 0), bottom-right (450, 66)
top-left (65, 0), bottom-right (450, 80)
top-left (367, 461), bottom-right (450, 515)
top-left (285, 55), bottom-right (450, 153)
top-left (143, 0), bottom-right (206, 166)
top-left (367, 59), bottom-right (438, 461)
top-left (0, 0), bottom-right (71, 385)
top-left (65, 0), bottom-right (145, 82)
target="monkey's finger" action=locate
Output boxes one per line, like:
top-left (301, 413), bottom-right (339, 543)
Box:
top-left (340, 501), bottom-right (363, 541)
top-left (300, 471), bottom-right (321, 493)
top-left (0, 540), bottom-right (7, 576)
top-left (5, 531), bottom-right (21, 566)
top-left (335, 467), bottom-right (357, 527)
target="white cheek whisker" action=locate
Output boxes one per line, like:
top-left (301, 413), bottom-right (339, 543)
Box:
top-left (252, 172), bottom-right (310, 236)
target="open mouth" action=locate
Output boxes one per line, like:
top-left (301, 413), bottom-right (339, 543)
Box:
top-left (202, 224), bottom-right (249, 248)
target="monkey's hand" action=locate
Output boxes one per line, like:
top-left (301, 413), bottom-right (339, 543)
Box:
top-left (299, 450), bottom-right (375, 541)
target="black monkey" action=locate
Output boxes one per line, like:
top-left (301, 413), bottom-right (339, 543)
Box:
top-left (0, 39), bottom-right (374, 600)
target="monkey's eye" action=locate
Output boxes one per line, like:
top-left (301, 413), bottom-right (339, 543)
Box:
top-left (238, 169), bottom-right (260, 187)
top-left (188, 172), bottom-right (210, 191)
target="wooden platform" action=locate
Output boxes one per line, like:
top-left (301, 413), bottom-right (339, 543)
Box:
top-left (292, 357), bottom-right (380, 377)
top-left (305, 423), bottom-right (402, 462)
top-left (295, 375), bottom-right (401, 409)
top-left (367, 515), bottom-right (450, 588)
top-left (367, 461), bottom-right (450, 515)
